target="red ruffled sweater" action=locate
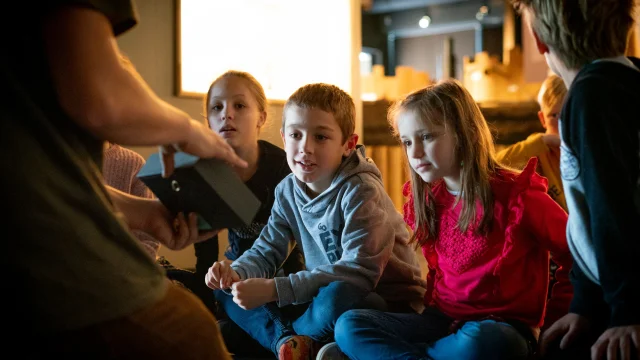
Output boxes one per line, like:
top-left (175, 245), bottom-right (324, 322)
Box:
top-left (403, 159), bottom-right (573, 329)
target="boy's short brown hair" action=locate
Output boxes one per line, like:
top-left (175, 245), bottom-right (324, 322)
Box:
top-left (513, 0), bottom-right (638, 69)
top-left (537, 74), bottom-right (567, 110)
top-left (283, 83), bottom-right (355, 143)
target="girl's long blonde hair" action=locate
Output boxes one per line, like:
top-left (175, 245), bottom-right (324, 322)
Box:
top-left (389, 79), bottom-right (506, 246)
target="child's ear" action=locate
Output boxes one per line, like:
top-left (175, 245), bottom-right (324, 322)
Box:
top-left (532, 30), bottom-right (549, 55)
top-left (258, 111), bottom-right (267, 128)
top-left (537, 110), bottom-right (547, 129)
top-left (280, 128), bottom-right (286, 145)
top-left (342, 133), bottom-right (359, 156)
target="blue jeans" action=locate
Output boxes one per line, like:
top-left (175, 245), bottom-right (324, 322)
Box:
top-left (335, 307), bottom-right (532, 360)
top-left (215, 281), bottom-right (385, 356)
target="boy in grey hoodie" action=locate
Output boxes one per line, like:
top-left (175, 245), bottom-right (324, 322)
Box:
top-left (206, 83), bottom-right (425, 360)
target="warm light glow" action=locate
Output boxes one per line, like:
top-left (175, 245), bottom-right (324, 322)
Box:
top-left (471, 70), bottom-right (483, 82)
top-left (360, 52), bottom-right (373, 75)
top-left (178, 0), bottom-right (355, 100)
top-left (419, 15), bottom-right (431, 29)
top-left (476, 5), bottom-right (489, 21)
top-left (361, 93), bottom-right (378, 101)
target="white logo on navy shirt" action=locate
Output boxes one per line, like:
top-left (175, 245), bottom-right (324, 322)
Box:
top-left (559, 119), bottom-right (581, 181)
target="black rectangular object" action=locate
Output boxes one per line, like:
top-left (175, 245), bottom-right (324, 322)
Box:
top-left (137, 152), bottom-right (261, 230)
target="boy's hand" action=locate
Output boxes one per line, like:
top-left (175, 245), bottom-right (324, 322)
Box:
top-left (540, 313), bottom-right (591, 356)
top-left (205, 260), bottom-right (240, 290)
top-left (231, 278), bottom-right (278, 310)
top-left (591, 326), bottom-right (640, 360)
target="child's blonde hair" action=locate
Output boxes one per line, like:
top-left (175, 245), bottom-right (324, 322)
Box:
top-left (389, 79), bottom-right (506, 245)
top-left (283, 83), bottom-right (355, 143)
top-left (512, 0), bottom-right (638, 69)
top-left (537, 74), bottom-right (567, 111)
top-left (205, 70), bottom-right (268, 128)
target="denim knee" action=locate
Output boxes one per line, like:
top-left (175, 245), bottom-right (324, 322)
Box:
top-left (321, 281), bottom-right (365, 300)
top-left (313, 282), bottom-right (368, 322)
top-left (334, 310), bottom-right (378, 349)
top-left (433, 320), bottom-right (529, 360)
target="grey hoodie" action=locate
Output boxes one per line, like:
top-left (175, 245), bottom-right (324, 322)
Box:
top-left (232, 145), bottom-right (426, 311)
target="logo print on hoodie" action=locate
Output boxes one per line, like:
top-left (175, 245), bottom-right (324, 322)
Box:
top-left (318, 223), bottom-right (342, 263)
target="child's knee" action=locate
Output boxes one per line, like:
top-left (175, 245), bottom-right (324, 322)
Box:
top-left (321, 281), bottom-right (363, 298)
top-left (448, 321), bottom-right (529, 360)
top-left (335, 309), bottom-right (371, 330)
top-left (334, 310), bottom-right (374, 349)
top-left (315, 282), bottom-right (368, 316)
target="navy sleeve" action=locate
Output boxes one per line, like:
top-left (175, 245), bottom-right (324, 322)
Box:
top-left (563, 76), bottom-right (640, 327)
top-left (568, 261), bottom-right (607, 319)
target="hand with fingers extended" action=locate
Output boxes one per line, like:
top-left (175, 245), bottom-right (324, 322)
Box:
top-left (590, 325), bottom-right (640, 360)
top-left (540, 313), bottom-right (591, 357)
top-left (230, 278), bottom-right (278, 310)
top-left (205, 260), bottom-right (240, 290)
top-left (160, 119), bottom-right (247, 177)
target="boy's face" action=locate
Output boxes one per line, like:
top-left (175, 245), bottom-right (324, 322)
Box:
top-left (281, 106), bottom-right (357, 196)
top-left (538, 101), bottom-right (563, 135)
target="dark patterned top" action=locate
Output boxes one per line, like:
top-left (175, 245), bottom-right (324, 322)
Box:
top-left (194, 140), bottom-right (304, 277)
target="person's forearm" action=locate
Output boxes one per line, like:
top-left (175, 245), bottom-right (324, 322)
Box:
top-left (105, 185), bottom-right (140, 220)
top-left (44, 6), bottom-right (194, 146)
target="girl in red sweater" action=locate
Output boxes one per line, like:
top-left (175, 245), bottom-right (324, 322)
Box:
top-left (334, 79), bottom-right (572, 360)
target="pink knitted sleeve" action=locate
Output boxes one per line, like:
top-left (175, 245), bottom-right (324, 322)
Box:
top-left (103, 145), bottom-right (160, 259)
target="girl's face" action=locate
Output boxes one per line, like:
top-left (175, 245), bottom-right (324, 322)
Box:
top-left (397, 109), bottom-right (461, 191)
top-left (207, 76), bottom-right (265, 152)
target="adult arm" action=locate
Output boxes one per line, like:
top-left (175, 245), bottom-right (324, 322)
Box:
top-left (42, 5), bottom-right (245, 168)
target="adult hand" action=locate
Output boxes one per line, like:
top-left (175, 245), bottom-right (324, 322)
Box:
top-left (158, 210), bottom-right (220, 250)
top-left (136, 200), bottom-right (219, 250)
top-left (161, 119), bottom-right (247, 177)
top-left (591, 325), bottom-right (640, 360)
top-left (540, 313), bottom-right (591, 356)
top-left (108, 186), bottom-right (218, 249)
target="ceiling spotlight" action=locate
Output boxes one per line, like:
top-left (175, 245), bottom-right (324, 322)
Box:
top-left (384, 15), bottom-right (392, 27)
top-left (476, 5), bottom-right (489, 21)
top-left (419, 15), bottom-right (431, 28)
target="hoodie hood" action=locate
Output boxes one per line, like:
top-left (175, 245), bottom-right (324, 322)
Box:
top-left (293, 144), bottom-right (382, 213)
